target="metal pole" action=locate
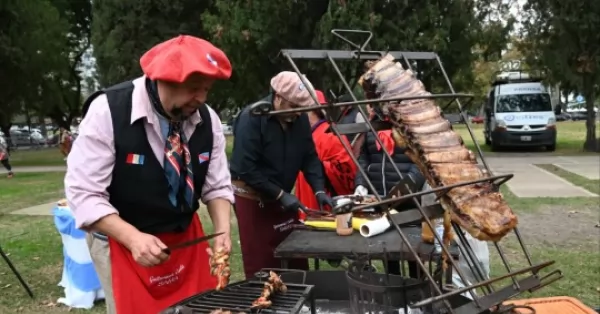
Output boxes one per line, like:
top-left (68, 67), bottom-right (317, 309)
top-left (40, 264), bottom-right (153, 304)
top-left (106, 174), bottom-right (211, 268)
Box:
top-left (0, 244), bottom-right (34, 298)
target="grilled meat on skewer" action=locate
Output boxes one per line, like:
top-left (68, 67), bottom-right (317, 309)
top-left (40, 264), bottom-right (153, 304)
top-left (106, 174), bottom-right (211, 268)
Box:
top-left (208, 310), bottom-right (246, 314)
top-left (210, 247), bottom-right (231, 290)
top-left (360, 54), bottom-right (518, 245)
top-left (251, 271), bottom-right (287, 309)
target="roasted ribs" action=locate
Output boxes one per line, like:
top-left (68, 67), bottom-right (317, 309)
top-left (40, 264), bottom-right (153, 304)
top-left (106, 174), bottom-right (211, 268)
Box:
top-left (210, 247), bottom-right (231, 290)
top-left (359, 54), bottom-right (518, 242)
top-left (251, 271), bottom-right (288, 309)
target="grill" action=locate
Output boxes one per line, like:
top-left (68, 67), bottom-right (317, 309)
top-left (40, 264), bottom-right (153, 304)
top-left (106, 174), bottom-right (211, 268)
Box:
top-left (162, 271), bottom-right (315, 314)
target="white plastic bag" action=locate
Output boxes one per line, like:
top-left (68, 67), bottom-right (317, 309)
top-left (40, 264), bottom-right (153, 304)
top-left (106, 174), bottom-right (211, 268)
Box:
top-left (420, 183), bottom-right (490, 300)
top-left (451, 231), bottom-right (490, 299)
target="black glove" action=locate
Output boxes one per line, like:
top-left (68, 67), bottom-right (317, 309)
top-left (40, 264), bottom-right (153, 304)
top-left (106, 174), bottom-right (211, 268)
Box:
top-left (279, 192), bottom-right (306, 213)
top-left (315, 191), bottom-right (334, 210)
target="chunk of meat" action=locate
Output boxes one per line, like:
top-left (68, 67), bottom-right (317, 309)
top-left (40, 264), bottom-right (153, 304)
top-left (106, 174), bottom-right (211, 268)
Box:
top-left (360, 54), bottom-right (518, 242)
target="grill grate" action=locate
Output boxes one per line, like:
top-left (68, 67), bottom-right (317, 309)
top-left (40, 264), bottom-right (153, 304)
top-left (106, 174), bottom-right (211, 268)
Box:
top-left (168, 280), bottom-right (314, 314)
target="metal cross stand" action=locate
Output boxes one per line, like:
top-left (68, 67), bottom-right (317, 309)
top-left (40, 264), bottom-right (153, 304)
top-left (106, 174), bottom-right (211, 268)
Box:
top-left (250, 29), bottom-right (562, 314)
top-left (0, 243), bottom-right (34, 298)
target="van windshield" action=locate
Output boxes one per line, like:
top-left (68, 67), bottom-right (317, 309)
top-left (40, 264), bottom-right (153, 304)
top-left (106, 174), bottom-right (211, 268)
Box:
top-left (496, 93), bottom-right (552, 113)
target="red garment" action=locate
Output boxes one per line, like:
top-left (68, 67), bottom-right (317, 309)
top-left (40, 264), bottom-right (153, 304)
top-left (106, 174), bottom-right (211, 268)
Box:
top-left (295, 122), bottom-right (357, 220)
top-left (234, 196), bottom-right (308, 279)
top-left (109, 215), bottom-right (216, 314)
top-left (375, 130), bottom-right (395, 155)
top-left (140, 35), bottom-right (232, 82)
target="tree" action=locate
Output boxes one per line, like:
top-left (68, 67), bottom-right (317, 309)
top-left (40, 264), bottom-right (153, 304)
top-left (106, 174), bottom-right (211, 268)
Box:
top-left (41, 0), bottom-right (93, 128)
top-left (0, 0), bottom-right (68, 135)
top-left (521, 0), bottom-right (600, 151)
top-left (201, 0), bottom-right (329, 110)
top-left (92, 0), bottom-right (215, 87)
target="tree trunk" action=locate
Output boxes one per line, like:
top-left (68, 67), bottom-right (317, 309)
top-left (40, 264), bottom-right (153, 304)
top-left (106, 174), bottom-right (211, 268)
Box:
top-left (582, 76), bottom-right (598, 152)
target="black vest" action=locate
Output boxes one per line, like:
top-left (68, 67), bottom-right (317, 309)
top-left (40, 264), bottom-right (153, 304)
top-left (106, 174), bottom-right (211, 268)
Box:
top-left (82, 81), bottom-right (214, 234)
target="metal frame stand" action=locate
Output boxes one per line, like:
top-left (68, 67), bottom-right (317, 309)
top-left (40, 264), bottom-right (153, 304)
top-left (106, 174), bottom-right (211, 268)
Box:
top-left (249, 29), bottom-right (562, 314)
top-left (0, 243), bottom-right (34, 298)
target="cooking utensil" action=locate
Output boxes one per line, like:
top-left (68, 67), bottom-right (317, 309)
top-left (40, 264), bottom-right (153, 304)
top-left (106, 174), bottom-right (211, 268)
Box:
top-left (163, 232), bottom-right (224, 255)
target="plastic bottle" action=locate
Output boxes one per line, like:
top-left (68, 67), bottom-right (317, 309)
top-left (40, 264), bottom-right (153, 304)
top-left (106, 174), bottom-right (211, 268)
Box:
top-left (433, 217), bottom-right (444, 253)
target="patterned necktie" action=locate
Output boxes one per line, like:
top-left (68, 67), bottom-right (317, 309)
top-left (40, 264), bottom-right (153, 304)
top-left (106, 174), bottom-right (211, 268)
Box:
top-left (164, 121), bottom-right (195, 209)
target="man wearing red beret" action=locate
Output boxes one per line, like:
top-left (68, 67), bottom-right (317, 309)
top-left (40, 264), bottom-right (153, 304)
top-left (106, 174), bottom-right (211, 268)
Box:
top-left (65, 35), bottom-right (234, 313)
top-left (229, 72), bottom-right (334, 279)
top-left (295, 90), bottom-right (357, 219)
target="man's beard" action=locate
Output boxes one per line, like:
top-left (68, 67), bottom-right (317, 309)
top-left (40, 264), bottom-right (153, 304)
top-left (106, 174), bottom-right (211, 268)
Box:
top-left (169, 105), bottom-right (198, 121)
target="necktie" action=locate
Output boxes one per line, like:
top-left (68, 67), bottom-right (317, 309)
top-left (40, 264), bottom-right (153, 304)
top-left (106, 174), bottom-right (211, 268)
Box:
top-left (164, 121), bottom-right (195, 209)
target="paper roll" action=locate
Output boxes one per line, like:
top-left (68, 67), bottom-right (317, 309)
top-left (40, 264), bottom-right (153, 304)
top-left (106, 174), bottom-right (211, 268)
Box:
top-left (359, 216), bottom-right (391, 238)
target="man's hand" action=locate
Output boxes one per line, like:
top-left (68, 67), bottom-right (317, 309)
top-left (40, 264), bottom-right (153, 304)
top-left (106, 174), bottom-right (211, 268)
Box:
top-left (354, 185), bottom-right (368, 196)
top-left (315, 191), bottom-right (333, 210)
top-left (206, 232), bottom-right (232, 257)
top-left (126, 232), bottom-right (170, 267)
top-left (279, 192), bottom-right (306, 212)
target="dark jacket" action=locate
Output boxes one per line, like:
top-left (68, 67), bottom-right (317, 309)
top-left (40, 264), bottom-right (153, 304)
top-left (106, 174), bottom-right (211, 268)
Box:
top-left (230, 94), bottom-right (325, 200)
top-left (354, 127), bottom-right (426, 201)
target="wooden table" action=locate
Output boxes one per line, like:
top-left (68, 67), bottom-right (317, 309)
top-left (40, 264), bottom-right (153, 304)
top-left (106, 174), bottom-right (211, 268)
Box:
top-left (274, 227), bottom-right (459, 277)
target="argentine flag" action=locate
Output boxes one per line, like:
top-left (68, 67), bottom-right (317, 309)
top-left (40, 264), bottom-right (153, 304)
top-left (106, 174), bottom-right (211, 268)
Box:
top-left (53, 203), bottom-right (105, 309)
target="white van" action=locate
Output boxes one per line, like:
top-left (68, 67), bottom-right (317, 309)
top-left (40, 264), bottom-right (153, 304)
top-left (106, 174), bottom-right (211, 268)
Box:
top-left (483, 72), bottom-right (557, 151)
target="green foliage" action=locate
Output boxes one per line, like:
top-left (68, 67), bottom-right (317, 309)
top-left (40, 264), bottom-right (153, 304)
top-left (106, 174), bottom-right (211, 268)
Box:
top-left (0, 0), bottom-right (69, 131)
top-left (521, 0), bottom-right (600, 151)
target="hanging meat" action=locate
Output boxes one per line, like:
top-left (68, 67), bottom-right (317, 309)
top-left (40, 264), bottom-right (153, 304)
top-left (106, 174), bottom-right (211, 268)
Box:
top-left (210, 247), bottom-right (231, 290)
top-left (359, 54), bottom-right (518, 243)
top-left (251, 271), bottom-right (288, 309)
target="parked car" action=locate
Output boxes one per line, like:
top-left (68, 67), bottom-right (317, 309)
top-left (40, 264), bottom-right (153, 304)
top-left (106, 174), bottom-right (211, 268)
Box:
top-left (471, 116), bottom-right (484, 124)
top-left (555, 113), bottom-right (571, 121)
top-left (9, 130), bottom-right (45, 147)
top-left (568, 112), bottom-right (587, 121)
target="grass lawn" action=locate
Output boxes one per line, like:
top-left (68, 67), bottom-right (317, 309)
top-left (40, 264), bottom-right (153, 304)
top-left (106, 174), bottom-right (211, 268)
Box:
top-left (0, 167), bottom-right (599, 312)
top-left (8, 121), bottom-right (597, 170)
top-left (8, 148), bottom-right (66, 168)
top-left (454, 120), bottom-right (600, 155)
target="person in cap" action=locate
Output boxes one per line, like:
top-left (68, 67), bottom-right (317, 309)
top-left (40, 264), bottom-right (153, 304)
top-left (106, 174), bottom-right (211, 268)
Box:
top-left (65, 35), bottom-right (234, 314)
top-left (229, 71), bottom-right (334, 279)
top-left (353, 104), bottom-right (426, 277)
top-left (294, 90), bottom-right (356, 219)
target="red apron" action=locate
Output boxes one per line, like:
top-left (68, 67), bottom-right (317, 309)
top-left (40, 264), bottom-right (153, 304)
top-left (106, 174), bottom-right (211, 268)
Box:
top-left (296, 122), bottom-right (357, 221)
top-left (108, 215), bottom-right (216, 314)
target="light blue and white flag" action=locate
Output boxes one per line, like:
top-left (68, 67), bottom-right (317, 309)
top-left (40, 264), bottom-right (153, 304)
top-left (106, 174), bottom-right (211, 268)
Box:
top-left (53, 205), bottom-right (104, 309)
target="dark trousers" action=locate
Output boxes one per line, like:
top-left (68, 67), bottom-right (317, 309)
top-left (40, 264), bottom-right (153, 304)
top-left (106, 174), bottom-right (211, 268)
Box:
top-left (234, 196), bottom-right (309, 279)
top-left (1, 159), bottom-right (11, 172)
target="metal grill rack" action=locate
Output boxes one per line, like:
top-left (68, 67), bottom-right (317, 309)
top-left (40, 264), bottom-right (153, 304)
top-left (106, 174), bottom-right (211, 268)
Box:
top-left (248, 29), bottom-right (562, 314)
top-left (163, 273), bottom-right (314, 314)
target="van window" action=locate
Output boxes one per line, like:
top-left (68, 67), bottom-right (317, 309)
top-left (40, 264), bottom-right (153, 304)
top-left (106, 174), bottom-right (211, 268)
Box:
top-left (496, 93), bottom-right (552, 113)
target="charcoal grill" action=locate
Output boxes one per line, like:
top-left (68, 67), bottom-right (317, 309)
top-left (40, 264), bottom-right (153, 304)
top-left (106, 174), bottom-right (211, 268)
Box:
top-left (249, 29), bottom-right (563, 314)
top-left (162, 270), bottom-right (315, 314)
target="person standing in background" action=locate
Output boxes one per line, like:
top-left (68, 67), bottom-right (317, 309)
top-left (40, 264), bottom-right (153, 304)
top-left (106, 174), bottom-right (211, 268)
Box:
top-left (230, 72), bottom-right (334, 279)
top-left (295, 89), bottom-right (356, 217)
top-left (0, 137), bottom-right (14, 178)
top-left (354, 105), bottom-right (426, 277)
top-left (58, 127), bottom-right (72, 160)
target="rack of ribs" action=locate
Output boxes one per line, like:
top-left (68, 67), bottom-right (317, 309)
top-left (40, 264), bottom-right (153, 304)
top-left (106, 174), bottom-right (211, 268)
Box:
top-left (359, 54), bottom-right (518, 242)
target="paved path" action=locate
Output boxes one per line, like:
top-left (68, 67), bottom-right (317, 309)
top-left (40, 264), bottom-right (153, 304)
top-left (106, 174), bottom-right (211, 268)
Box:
top-left (551, 156), bottom-right (600, 180)
top-left (483, 156), bottom-right (598, 198)
top-left (10, 202), bottom-right (57, 216)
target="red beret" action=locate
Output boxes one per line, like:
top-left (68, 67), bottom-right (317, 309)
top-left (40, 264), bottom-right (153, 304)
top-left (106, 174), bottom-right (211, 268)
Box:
top-left (140, 35), bottom-right (232, 83)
